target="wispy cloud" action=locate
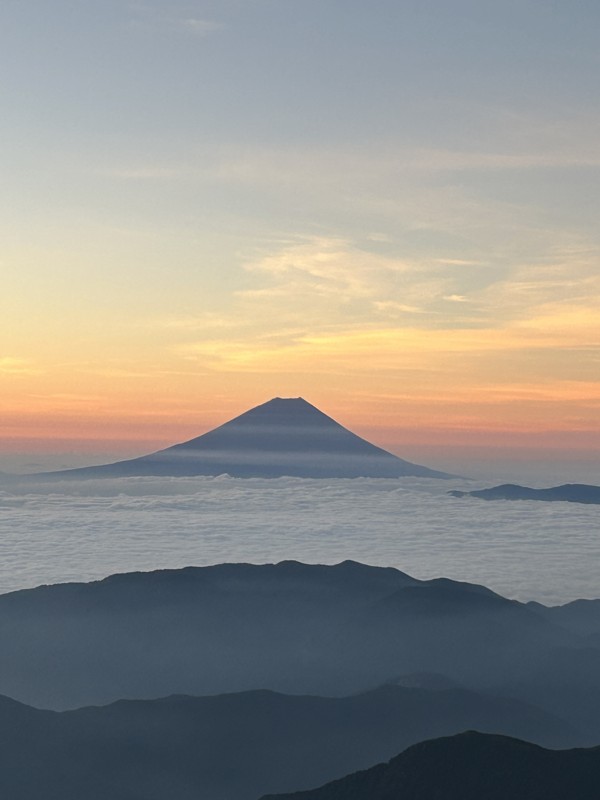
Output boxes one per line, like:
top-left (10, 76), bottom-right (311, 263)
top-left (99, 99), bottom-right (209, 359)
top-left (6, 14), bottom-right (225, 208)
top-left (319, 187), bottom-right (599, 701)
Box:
top-left (0, 358), bottom-right (42, 376)
top-left (94, 123), bottom-right (600, 192)
top-left (128, 4), bottom-right (222, 39)
top-left (160, 232), bottom-right (599, 424)
top-left (98, 167), bottom-right (181, 180)
top-left (373, 301), bottom-right (431, 315)
top-left (238, 237), bottom-right (460, 315)
top-left (160, 313), bottom-right (242, 333)
top-left (161, 232), bottom-right (600, 342)
top-left (180, 18), bottom-right (222, 36)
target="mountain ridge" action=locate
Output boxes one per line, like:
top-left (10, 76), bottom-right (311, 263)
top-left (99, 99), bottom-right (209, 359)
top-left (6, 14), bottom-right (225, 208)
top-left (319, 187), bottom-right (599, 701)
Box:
top-left (260, 731), bottom-right (600, 800)
top-left (0, 688), bottom-right (580, 800)
top-left (449, 483), bottom-right (600, 504)
top-left (0, 560), bottom-right (593, 714)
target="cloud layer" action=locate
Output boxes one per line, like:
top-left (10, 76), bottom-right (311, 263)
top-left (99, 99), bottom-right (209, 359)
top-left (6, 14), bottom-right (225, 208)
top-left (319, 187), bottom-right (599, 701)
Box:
top-left (1, 475), bottom-right (598, 605)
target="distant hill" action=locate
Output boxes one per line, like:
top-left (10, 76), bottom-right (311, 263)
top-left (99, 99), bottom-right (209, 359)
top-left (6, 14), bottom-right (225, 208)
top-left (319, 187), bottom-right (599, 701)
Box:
top-left (528, 598), bottom-right (600, 638)
top-left (261, 731), bottom-right (600, 800)
top-left (449, 483), bottom-right (600, 504)
top-left (0, 687), bottom-right (575, 800)
top-left (35, 397), bottom-right (451, 479)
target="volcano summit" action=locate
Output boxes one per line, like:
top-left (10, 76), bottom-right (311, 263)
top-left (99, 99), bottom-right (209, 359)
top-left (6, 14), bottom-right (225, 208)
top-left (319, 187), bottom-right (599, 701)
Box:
top-left (42, 397), bottom-right (450, 479)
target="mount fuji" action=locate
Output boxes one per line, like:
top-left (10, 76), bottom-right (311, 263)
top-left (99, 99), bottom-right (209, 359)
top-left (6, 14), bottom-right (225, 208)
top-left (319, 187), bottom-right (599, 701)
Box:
top-left (40, 397), bottom-right (451, 479)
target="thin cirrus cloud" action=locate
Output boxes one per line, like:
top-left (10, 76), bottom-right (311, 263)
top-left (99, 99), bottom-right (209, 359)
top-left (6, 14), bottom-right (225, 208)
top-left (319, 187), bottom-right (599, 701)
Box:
top-left (127, 2), bottom-right (222, 37)
top-left (238, 237), bottom-right (469, 312)
top-left (94, 124), bottom-right (600, 190)
top-left (0, 358), bottom-right (42, 376)
top-left (172, 235), bottom-right (599, 338)
top-left (180, 18), bottom-right (222, 36)
top-left (162, 234), bottom-right (599, 436)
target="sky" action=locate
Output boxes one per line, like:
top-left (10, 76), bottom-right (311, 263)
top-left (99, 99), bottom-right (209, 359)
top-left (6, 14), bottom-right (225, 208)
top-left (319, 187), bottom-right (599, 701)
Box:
top-left (1, 0), bottom-right (599, 476)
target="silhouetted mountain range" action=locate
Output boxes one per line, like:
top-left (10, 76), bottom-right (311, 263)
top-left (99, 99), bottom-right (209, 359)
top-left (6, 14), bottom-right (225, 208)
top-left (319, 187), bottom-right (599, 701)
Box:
top-left (1, 560), bottom-right (599, 742)
top-left (0, 687), bottom-right (575, 800)
top-left (449, 483), bottom-right (600, 504)
top-left (261, 731), bottom-right (600, 800)
top-left (35, 397), bottom-right (450, 479)
top-left (0, 561), bottom-right (554, 707)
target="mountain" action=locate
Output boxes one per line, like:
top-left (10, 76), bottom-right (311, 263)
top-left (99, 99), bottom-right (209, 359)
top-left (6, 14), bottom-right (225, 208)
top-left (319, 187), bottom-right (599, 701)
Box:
top-left (261, 731), bottom-right (600, 800)
top-left (36, 397), bottom-right (450, 479)
top-left (528, 598), bottom-right (600, 638)
top-left (0, 560), bottom-right (592, 723)
top-left (449, 483), bottom-right (600, 504)
top-left (499, 645), bottom-right (600, 741)
top-left (0, 687), bottom-right (575, 800)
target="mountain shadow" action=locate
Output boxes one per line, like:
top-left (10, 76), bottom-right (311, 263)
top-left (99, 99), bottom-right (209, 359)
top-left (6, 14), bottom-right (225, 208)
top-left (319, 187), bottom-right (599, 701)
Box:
top-left (261, 731), bottom-right (600, 800)
top-left (34, 397), bottom-right (451, 479)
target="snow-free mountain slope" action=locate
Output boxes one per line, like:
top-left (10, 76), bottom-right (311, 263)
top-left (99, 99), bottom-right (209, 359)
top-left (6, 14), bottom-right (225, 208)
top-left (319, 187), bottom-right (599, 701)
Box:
top-left (39, 397), bottom-right (451, 479)
top-left (0, 688), bottom-right (575, 800)
top-left (0, 560), bottom-right (585, 713)
top-left (262, 731), bottom-right (600, 800)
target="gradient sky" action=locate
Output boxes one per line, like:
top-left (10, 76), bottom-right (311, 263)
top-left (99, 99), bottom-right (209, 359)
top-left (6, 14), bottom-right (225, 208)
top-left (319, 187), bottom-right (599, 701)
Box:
top-left (1, 0), bottom-right (599, 474)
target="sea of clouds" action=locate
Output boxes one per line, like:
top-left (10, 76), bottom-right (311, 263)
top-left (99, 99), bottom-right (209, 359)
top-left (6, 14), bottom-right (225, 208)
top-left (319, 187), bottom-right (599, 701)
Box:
top-left (0, 474), bottom-right (598, 605)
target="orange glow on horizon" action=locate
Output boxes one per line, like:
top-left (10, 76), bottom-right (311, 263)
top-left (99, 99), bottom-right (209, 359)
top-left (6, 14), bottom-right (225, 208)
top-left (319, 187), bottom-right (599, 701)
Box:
top-left (2, 270), bottom-right (598, 459)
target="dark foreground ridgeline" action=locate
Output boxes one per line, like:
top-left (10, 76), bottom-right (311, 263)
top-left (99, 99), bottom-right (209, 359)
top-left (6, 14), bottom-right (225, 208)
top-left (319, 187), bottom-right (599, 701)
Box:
top-left (0, 688), bottom-right (576, 800)
top-left (34, 397), bottom-right (451, 479)
top-left (449, 483), bottom-right (600, 504)
top-left (261, 731), bottom-right (600, 800)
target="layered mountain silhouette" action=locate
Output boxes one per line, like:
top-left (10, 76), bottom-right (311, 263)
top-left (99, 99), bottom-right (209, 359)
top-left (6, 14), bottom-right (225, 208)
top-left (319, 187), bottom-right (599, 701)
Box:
top-left (0, 560), bottom-right (542, 708)
top-left (261, 731), bottom-right (600, 800)
top-left (449, 483), bottom-right (600, 504)
top-left (528, 597), bottom-right (600, 638)
top-left (37, 397), bottom-right (450, 479)
top-left (0, 687), bottom-right (574, 800)
top-left (1, 560), bottom-right (599, 743)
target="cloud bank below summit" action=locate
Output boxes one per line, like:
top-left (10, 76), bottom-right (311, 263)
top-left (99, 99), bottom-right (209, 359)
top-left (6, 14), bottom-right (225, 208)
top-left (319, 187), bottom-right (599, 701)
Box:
top-left (0, 475), bottom-right (598, 604)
